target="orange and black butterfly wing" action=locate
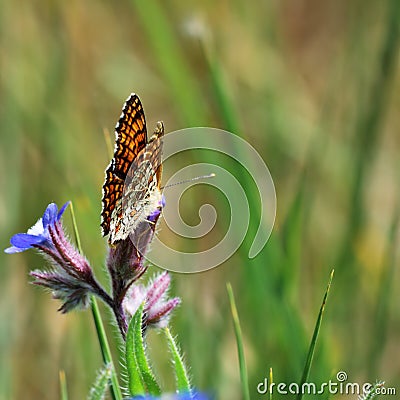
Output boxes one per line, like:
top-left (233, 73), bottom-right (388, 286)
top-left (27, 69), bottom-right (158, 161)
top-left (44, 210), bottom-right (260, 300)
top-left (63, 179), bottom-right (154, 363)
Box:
top-left (109, 122), bottom-right (165, 243)
top-left (101, 94), bottom-right (147, 236)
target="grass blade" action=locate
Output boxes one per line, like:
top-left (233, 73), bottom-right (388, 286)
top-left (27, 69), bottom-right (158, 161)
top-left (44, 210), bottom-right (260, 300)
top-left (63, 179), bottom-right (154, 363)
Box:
top-left (368, 202), bottom-right (400, 379)
top-left (227, 283), bottom-right (250, 400)
top-left (296, 270), bottom-right (334, 400)
top-left (59, 370), bottom-right (68, 400)
top-left (130, 0), bottom-right (207, 126)
top-left (269, 368), bottom-right (273, 400)
top-left (68, 202), bottom-right (82, 255)
top-left (201, 40), bottom-right (240, 135)
top-left (337, 0), bottom-right (400, 270)
top-left (69, 203), bottom-right (122, 400)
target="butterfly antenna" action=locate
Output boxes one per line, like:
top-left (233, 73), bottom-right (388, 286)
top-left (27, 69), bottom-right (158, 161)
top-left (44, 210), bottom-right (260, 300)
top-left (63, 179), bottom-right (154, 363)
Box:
top-left (161, 173), bottom-right (215, 189)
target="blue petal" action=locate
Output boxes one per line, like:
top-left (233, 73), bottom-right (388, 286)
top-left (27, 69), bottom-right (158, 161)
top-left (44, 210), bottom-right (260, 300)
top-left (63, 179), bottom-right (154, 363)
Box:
top-left (43, 203), bottom-right (58, 228)
top-left (4, 246), bottom-right (26, 254)
top-left (179, 391), bottom-right (212, 400)
top-left (57, 201), bottom-right (70, 221)
top-left (10, 233), bottom-right (47, 249)
top-left (160, 194), bottom-right (166, 208)
top-left (147, 208), bottom-right (161, 222)
top-left (128, 392), bottom-right (211, 400)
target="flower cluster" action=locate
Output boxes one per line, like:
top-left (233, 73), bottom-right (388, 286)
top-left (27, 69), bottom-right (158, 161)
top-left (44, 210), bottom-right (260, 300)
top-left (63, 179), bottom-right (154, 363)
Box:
top-left (5, 202), bottom-right (109, 313)
top-left (4, 200), bottom-right (210, 399)
top-left (4, 200), bottom-right (179, 334)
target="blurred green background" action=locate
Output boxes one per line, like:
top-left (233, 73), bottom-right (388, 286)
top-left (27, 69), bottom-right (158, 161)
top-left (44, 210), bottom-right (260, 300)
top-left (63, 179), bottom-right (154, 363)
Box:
top-left (1, 1), bottom-right (399, 399)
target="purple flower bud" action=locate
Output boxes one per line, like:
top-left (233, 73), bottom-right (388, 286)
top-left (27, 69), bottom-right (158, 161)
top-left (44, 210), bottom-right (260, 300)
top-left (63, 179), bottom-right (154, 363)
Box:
top-left (147, 297), bottom-right (181, 328)
top-left (106, 237), bottom-right (148, 307)
top-left (30, 269), bottom-right (92, 313)
top-left (123, 285), bottom-right (146, 315)
top-left (124, 272), bottom-right (180, 329)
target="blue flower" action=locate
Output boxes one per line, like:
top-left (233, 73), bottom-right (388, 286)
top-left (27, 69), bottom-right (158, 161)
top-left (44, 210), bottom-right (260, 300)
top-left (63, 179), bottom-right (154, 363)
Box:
top-left (128, 391), bottom-right (211, 399)
top-left (5, 201), bottom-right (103, 313)
top-left (5, 202), bottom-right (70, 254)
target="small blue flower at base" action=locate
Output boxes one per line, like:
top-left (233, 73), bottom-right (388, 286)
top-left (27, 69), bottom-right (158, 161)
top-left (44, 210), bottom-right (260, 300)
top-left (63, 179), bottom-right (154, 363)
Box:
top-left (4, 202), bottom-right (70, 254)
top-left (128, 391), bottom-right (212, 400)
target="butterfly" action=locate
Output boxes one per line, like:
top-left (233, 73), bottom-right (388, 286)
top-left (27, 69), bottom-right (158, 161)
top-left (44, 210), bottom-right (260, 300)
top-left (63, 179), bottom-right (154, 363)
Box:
top-left (101, 94), bottom-right (164, 244)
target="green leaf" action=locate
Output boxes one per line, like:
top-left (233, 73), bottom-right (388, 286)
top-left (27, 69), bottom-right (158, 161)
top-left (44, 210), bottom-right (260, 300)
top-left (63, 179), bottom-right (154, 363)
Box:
top-left (87, 364), bottom-right (112, 400)
top-left (296, 270), bottom-right (334, 400)
top-left (126, 303), bottom-right (161, 396)
top-left (226, 283), bottom-right (250, 400)
top-left (126, 304), bottom-right (145, 396)
top-left (164, 327), bottom-right (192, 394)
